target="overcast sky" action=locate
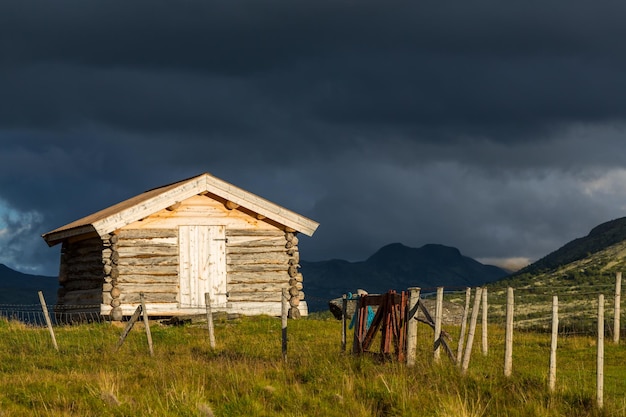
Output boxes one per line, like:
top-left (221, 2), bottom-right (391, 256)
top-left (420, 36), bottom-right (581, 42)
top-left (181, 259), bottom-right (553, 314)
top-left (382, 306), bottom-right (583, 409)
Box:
top-left (2, 0), bottom-right (626, 275)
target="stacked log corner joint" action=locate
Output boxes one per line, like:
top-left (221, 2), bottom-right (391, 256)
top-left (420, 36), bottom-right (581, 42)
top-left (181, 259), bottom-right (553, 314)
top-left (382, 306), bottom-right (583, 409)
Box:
top-left (285, 231), bottom-right (304, 319)
top-left (105, 233), bottom-right (123, 321)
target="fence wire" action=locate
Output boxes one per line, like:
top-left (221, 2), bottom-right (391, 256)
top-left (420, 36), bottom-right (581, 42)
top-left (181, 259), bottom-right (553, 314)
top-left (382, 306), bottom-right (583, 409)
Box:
top-left (429, 280), bottom-right (626, 408)
top-left (0, 303), bottom-right (111, 326)
top-left (1, 286), bottom-right (626, 410)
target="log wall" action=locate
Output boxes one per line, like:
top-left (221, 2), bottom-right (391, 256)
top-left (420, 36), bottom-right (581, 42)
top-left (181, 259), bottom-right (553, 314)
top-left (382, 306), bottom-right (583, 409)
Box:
top-left (107, 228), bottom-right (179, 320)
top-left (226, 229), bottom-right (304, 318)
top-left (58, 194), bottom-right (308, 319)
top-left (121, 195), bottom-right (307, 317)
top-left (57, 236), bottom-right (105, 313)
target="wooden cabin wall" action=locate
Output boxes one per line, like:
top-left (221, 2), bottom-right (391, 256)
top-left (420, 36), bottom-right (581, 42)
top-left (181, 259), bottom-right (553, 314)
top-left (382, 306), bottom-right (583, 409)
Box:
top-left (57, 236), bottom-right (104, 312)
top-left (104, 194), bottom-right (307, 318)
top-left (226, 229), bottom-right (304, 318)
top-left (106, 229), bottom-right (179, 320)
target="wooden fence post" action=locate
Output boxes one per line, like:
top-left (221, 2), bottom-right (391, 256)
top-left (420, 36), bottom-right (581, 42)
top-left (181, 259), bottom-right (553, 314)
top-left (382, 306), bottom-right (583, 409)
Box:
top-left (341, 294), bottom-right (348, 352)
top-left (504, 287), bottom-right (514, 377)
top-left (481, 287), bottom-right (488, 356)
top-left (38, 291), bottom-right (58, 352)
top-left (205, 293), bottom-right (216, 349)
top-left (614, 272), bottom-right (622, 344)
top-left (406, 287), bottom-right (421, 367)
top-left (140, 293), bottom-right (154, 356)
top-left (597, 294), bottom-right (605, 409)
top-left (282, 288), bottom-right (288, 361)
top-left (549, 295), bottom-right (558, 392)
top-left (456, 287), bottom-right (471, 365)
top-left (461, 287), bottom-right (483, 374)
top-left (434, 287), bottom-right (444, 362)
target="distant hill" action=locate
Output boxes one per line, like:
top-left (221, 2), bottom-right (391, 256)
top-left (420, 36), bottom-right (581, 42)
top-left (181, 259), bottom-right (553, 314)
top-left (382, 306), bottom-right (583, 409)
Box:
top-left (0, 264), bottom-right (58, 306)
top-left (511, 217), bottom-right (626, 278)
top-left (494, 217), bottom-right (626, 293)
top-left (302, 243), bottom-right (508, 312)
top-left (480, 217), bottom-right (626, 331)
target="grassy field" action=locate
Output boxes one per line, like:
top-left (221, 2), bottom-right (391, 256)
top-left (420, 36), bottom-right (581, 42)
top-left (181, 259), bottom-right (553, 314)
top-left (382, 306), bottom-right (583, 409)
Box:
top-left (0, 313), bottom-right (624, 416)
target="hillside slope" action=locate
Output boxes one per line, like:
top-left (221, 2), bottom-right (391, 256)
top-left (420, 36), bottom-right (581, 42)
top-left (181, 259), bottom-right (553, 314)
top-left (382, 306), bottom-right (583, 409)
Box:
top-left (515, 217), bottom-right (626, 276)
top-left (0, 264), bottom-right (58, 305)
top-left (494, 216), bottom-right (626, 289)
top-left (302, 243), bottom-right (507, 311)
top-left (484, 218), bottom-right (626, 331)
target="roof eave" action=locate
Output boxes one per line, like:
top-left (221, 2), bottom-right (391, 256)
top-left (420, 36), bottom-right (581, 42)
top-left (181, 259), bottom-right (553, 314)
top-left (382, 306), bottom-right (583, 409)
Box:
top-left (42, 224), bottom-right (99, 247)
top-left (42, 172), bottom-right (320, 245)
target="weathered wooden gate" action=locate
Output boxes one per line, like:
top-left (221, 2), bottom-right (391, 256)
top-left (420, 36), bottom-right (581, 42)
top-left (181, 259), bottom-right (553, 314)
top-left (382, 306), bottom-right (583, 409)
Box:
top-left (347, 288), bottom-right (455, 363)
top-left (352, 290), bottom-right (408, 361)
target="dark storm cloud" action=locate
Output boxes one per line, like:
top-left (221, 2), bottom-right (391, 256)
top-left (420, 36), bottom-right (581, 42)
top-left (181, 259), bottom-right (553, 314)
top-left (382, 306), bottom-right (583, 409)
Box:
top-left (298, 148), bottom-right (626, 265)
top-left (0, 64), bottom-right (264, 133)
top-left (4, 1), bottom-right (626, 69)
top-left (313, 54), bottom-right (626, 134)
top-left (2, 0), bottom-right (626, 275)
top-left (3, 0), bottom-right (626, 137)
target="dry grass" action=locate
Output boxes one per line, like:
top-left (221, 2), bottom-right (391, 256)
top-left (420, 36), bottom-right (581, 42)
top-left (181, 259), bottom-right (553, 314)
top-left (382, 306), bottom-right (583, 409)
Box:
top-left (0, 315), bottom-right (623, 416)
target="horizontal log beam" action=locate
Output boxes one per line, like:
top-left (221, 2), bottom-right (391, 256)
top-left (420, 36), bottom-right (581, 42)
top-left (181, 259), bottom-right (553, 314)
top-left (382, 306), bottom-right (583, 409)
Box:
top-left (119, 292), bottom-right (178, 304)
top-left (227, 253), bottom-right (289, 265)
top-left (226, 245), bottom-right (287, 254)
top-left (62, 280), bottom-right (104, 291)
top-left (117, 265), bottom-right (179, 275)
top-left (116, 238), bottom-right (177, 247)
top-left (226, 238), bottom-right (286, 248)
top-left (70, 246), bottom-right (104, 256)
top-left (116, 274), bottom-right (178, 284)
top-left (117, 247), bottom-right (178, 257)
top-left (117, 256), bottom-right (178, 267)
top-left (116, 229), bottom-right (178, 239)
top-left (61, 292), bottom-right (103, 305)
top-left (66, 265), bottom-right (104, 275)
top-left (226, 229), bottom-right (285, 237)
top-left (228, 283), bottom-right (289, 293)
top-left (227, 264), bottom-right (288, 273)
top-left (227, 292), bottom-right (282, 302)
top-left (116, 283), bottom-right (179, 293)
top-left (227, 272), bottom-right (289, 284)
top-left (66, 254), bottom-right (102, 265)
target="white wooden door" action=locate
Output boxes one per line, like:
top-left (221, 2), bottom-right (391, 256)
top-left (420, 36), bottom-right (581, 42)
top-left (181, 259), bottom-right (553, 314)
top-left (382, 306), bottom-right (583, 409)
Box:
top-left (179, 225), bottom-right (227, 308)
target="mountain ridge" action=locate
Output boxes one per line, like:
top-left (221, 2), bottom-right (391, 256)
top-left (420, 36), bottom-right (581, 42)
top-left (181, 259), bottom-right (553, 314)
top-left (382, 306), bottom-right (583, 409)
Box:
top-left (302, 242), bottom-right (508, 311)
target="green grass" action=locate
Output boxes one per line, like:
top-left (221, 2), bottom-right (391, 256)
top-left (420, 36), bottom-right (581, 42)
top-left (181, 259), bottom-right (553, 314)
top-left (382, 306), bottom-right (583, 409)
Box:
top-left (0, 315), bottom-right (624, 416)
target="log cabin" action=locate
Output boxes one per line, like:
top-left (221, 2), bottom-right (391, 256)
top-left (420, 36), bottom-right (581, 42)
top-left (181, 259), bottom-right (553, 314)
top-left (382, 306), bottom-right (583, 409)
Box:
top-left (41, 173), bottom-right (319, 320)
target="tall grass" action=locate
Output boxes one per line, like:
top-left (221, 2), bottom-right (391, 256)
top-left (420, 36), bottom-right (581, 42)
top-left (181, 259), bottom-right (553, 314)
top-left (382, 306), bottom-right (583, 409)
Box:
top-left (0, 314), bottom-right (622, 416)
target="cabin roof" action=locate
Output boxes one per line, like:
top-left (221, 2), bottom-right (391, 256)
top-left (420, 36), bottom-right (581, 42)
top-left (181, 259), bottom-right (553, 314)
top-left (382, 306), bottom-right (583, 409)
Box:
top-left (42, 173), bottom-right (319, 246)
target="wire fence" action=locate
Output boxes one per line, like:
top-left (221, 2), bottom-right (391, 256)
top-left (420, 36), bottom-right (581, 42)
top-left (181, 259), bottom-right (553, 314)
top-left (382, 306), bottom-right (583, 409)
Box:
top-left (316, 277), bottom-right (626, 410)
top-left (3, 281), bottom-right (625, 410)
top-left (450, 283), bottom-right (618, 335)
top-left (0, 290), bottom-right (295, 359)
top-left (430, 276), bottom-right (626, 410)
top-left (0, 303), bottom-right (110, 326)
